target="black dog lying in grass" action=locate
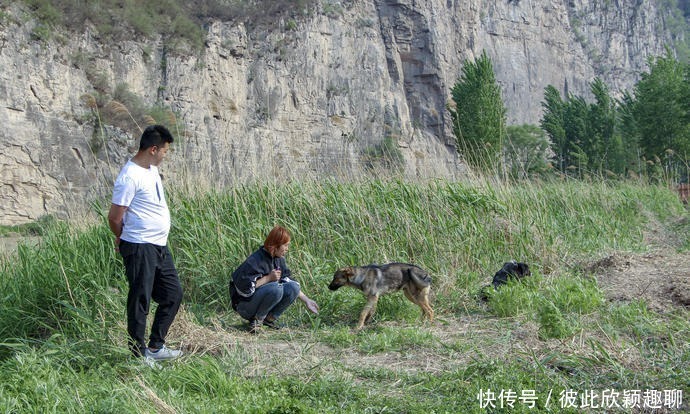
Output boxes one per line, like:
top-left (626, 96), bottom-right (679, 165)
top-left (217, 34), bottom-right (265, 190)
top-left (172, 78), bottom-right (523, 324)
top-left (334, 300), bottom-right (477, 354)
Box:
top-left (492, 260), bottom-right (531, 288)
top-left (480, 260), bottom-right (531, 301)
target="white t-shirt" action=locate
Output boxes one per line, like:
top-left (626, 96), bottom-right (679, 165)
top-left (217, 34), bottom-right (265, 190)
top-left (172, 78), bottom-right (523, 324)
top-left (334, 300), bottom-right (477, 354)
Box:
top-left (112, 160), bottom-right (171, 246)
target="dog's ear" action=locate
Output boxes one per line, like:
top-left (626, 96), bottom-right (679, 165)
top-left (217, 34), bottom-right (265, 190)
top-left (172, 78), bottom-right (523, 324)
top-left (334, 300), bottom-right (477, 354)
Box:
top-left (333, 267), bottom-right (353, 279)
top-left (343, 267), bottom-right (355, 280)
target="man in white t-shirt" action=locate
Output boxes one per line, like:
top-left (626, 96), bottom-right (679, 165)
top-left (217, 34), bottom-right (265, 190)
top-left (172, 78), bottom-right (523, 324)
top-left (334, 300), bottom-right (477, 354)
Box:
top-left (108, 125), bottom-right (183, 361)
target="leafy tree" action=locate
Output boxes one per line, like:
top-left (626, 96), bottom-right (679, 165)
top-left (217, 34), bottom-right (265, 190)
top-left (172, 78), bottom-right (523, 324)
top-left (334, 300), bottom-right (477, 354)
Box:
top-left (632, 50), bottom-right (690, 180)
top-left (615, 91), bottom-right (643, 176)
top-left (449, 50), bottom-right (507, 171)
top-left (540, 86), bottom-right (568, 171)
top-left (541, 79), bottom-right (632, 177)
top-left (562, 95), bottom-right (590, 175)
top-left (633, 52), bottom-right (688, 157)
top-left (504, 124), bottom-right (552, 178)
top-left (587, 78), bottom-right (617, 172)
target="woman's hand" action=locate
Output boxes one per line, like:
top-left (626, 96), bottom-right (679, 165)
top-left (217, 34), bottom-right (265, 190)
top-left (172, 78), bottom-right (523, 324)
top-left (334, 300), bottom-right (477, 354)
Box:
top-left (268, 268), bottom-right (282, 281)
top-left (256, 269), bottom-right (281, 288)
top-left (300, 294), bottom-right (319, 314)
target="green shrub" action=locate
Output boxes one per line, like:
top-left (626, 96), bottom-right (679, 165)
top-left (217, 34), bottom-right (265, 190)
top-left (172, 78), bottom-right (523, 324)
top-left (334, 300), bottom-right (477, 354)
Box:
top-left (545, 275), bottom-right (604, 314)
top-left (486, 282), bottom-right (537, 317)
top-left (537, 299), bottom-right (577, 340)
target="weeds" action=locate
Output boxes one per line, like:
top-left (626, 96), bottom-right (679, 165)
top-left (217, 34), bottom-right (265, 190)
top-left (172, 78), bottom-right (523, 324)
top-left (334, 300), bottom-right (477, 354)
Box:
top-left (0, 215), bottom-right (57, 237)
top-left (0, 178), bottom-right (688, 412)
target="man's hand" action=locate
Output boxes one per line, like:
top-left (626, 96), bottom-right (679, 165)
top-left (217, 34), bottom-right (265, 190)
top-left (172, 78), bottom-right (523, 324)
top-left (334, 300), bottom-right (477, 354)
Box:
top-left (108, 204), bottom-right (127, 241)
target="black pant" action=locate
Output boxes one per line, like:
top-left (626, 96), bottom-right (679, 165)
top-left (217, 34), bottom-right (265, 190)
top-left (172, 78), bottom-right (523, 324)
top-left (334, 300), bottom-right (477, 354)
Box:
top-left (119, 240), bottom-right (183, 356)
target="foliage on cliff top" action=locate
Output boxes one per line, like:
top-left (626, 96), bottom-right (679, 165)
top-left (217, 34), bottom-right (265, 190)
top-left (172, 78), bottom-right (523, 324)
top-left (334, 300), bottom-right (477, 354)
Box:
top-left (17, 0), bottom-right (319, 49)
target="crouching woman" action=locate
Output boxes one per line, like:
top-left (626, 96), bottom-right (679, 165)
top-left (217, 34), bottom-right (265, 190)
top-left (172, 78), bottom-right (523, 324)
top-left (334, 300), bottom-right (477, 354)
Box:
top-left (230, 225), bottom-right (319, 333)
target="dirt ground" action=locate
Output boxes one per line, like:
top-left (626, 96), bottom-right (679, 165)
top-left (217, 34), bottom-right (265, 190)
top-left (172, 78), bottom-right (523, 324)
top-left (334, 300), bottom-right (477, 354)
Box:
top-left (587, 250), bottom-right (690, 312)
top-left (589, 213), bottom-right (690, 313)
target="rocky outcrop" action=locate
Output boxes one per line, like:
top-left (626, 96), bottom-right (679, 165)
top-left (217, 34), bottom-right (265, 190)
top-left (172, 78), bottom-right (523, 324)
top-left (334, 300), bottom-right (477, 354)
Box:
top-left (0, 0), bottom-right (677, 224)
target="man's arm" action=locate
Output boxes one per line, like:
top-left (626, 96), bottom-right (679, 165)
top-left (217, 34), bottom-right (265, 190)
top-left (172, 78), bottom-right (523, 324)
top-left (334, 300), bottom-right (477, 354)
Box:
top-left (108, 204), bottom-right (128, 240)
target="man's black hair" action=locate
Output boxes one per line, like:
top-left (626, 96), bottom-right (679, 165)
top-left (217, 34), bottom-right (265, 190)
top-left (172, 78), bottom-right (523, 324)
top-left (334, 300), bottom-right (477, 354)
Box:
top-left (139, 125), bottom-right (174, 151)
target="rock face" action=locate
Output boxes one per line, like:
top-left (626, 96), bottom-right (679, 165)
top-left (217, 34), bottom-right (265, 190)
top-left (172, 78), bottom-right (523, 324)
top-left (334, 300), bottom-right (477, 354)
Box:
top-left (0, 1), bottom-right (677, 224)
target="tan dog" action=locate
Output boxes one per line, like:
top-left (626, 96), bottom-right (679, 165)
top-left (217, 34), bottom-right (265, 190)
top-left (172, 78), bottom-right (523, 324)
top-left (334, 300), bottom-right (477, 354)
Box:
top-left (328, 263), bottom-right (434, 330)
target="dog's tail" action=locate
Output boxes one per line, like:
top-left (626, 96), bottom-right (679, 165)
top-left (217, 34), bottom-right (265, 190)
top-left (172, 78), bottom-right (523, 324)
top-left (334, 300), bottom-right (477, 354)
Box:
top-left (408, 266), bottom-right (432, 287)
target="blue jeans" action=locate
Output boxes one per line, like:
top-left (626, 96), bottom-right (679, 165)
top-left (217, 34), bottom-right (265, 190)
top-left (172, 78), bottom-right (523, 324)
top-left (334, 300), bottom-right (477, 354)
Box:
top-left (236, 281), bottom-right (300, 321)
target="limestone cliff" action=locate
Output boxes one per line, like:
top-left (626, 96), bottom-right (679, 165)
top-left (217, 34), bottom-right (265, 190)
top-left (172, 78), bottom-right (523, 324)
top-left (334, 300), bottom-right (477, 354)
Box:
top-left (0, 0), bottom-right (678, 224)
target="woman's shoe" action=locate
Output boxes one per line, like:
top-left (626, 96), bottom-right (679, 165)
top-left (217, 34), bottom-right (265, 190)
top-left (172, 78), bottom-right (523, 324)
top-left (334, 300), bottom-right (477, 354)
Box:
top-left (262, 318), bottom-right (283, 330)
top-left (249, 318), bottom-right (263, 334)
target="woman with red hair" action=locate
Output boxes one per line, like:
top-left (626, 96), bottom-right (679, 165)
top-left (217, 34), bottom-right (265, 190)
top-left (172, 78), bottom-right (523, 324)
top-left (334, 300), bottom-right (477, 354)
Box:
top-left (230, 226), bottom-right (319, 333)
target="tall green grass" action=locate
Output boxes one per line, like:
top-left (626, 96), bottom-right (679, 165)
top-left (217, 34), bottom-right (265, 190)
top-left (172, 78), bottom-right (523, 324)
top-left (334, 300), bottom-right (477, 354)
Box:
top-left (171, 179), bottom-right (667, 305)
top-left (0, 178), bottom-right (688, 412)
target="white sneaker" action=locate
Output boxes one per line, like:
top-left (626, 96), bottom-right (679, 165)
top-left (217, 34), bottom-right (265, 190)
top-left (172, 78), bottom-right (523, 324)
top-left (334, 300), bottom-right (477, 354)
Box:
top-left (141, 356), bottom-right (160, 369)
top-left (144, 345), bottom-right (183, 361)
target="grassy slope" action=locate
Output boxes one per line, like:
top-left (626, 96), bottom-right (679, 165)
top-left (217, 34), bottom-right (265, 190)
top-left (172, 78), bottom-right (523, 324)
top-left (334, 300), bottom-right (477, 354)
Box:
top-left (0, 178), bottom-right (688, 413)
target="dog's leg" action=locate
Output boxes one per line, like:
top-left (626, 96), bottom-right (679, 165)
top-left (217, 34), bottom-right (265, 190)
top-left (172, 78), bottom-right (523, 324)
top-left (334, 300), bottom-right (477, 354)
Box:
top-left (417, 303), bottom-right (434, 322)
top-left (403, 288), bottom-right (417, 306)
top-left (404, 287), bottom-right (434, 323)
top-left (420, 287), bottom-right (434, 322)
top-left (403, 288), bottom-right (425, 320)
top-left (357, 294), bottom-right (379, 330)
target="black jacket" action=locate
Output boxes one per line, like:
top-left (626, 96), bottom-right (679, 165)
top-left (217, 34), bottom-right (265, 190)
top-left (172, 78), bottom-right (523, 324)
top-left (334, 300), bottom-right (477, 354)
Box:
top-left (229, 246), bottom-right (294, 309)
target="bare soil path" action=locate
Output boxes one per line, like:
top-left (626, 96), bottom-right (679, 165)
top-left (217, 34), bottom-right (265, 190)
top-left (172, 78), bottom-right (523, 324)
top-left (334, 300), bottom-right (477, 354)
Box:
top-left (588, 250), bottom-right (690, 312)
